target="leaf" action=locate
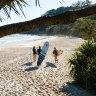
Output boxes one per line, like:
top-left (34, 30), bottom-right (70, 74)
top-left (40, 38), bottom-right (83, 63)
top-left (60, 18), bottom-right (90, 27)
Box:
top-left (9, 4), bottom-right (12, 11)
top-left (9, 1), bottom-right (15, 12)
top-left (3, 6), bottom-right (10, 18)
top-left (16, 1), bottom-right (22, 8)
top-left (18, 5), bottom-right (26, 17)
top-left (12, 5), bottom-right (20, 15)
top-left (20, 0), bottom-right (29, 5)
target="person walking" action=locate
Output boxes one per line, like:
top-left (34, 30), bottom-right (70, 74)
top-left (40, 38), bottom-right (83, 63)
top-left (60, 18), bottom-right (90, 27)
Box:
top-left (53, 47), bottom-right (58, 63)
top-left (32, 46), bottom-right (37, 62)
top-left (37, 46), bottom-right (41, 55)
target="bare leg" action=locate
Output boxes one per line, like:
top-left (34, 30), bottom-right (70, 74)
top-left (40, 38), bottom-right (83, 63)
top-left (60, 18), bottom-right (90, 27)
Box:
top-left (33, 54), bottom-right (36, 62)
top-left (56, 56), bottom-right (58, 63)
top-left (54, 55), bottom-right (58, 63)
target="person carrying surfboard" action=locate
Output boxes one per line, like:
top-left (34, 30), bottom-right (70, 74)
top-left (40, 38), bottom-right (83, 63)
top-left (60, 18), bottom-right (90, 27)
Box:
top-left (32, 46), bottom-right (37, 62)
top-left (37, 42), bottom-right (49, 66)
top-left (53, 47), bottom-right (58, 63)
top-left (37, 46), bottom-right (41, 55)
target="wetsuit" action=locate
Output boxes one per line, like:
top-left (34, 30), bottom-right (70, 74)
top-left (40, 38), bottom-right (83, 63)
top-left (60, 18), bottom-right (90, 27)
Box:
top-left (37, 48), bottom-right (41, 55)
top-left (53, 50), bottom-right (58, 56)
top-left (33, 48), bottom-right (37, 54)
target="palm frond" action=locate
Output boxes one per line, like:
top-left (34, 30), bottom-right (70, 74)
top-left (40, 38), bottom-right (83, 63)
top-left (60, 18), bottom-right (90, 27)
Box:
top-left (16, 0), bottom-right (26, 17)
top-left (35, 0), bottom-right (41, 7)
top-left (0, 0), bottom-right (29, 21)
top-left (11, 4), bottom-right (20, 15)
top-left (20, 0), bottom-right (29, 6)
top-left (3, 6), bottom-right (10, 18)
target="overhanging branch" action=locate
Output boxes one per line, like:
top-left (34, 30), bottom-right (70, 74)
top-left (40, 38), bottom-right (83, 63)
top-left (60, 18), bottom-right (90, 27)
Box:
top-left (0, 5), bottom-right (96, 37)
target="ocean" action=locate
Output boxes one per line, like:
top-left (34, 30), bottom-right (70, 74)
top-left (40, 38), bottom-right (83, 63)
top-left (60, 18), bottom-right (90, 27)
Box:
top-left (0, 34), bottom-right (53, 47)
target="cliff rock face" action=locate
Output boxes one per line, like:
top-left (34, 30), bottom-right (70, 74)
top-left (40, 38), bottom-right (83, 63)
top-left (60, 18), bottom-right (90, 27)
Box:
top-left (22, 23), bottom-right (80, 37)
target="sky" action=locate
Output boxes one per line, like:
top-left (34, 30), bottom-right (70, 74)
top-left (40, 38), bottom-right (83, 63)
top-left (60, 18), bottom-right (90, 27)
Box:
top-left (0, 0), bottom-right (96, 26)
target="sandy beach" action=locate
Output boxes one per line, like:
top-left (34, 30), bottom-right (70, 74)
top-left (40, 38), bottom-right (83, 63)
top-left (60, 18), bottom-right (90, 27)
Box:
top-left (0, 36), bottom-right (93, 96)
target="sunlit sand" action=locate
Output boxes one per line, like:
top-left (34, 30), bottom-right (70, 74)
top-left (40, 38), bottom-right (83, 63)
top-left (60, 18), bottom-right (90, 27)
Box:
top-left (0, 36), bottom-right (92, 96)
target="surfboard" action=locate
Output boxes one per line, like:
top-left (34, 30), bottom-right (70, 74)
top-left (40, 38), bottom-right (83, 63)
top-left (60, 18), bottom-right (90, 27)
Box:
top-left (51, 50), bottom-right (63, 57)
top-left (37, 41), bottom-right (49, 66)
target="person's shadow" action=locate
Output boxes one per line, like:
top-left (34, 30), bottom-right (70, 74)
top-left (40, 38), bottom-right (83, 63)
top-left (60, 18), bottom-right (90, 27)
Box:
top-left (44, 62), bottom-right (57, 68)
top-left (22, 62), bottom-right (39, 72)
top-left (21, 62), bottom-right (32, 66)
top-left (24, 66), bottom-right (39, 72)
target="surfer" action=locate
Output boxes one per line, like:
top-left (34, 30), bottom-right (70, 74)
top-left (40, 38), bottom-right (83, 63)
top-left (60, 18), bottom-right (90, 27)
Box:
top-left (33, 46), bottom-right (37, 62)
top-left (37, 46), bottom-right (41, 55)
top-left (53, 47), bottom-right (58, 63)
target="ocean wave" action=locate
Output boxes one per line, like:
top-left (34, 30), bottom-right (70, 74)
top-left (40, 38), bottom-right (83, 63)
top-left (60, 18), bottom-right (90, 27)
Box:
top-left (0, 34), bottom-right (51, 47)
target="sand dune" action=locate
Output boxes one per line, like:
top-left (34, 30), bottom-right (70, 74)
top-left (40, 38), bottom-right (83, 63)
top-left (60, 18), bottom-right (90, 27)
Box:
top-left (0, 36), bottom-right (93, 96)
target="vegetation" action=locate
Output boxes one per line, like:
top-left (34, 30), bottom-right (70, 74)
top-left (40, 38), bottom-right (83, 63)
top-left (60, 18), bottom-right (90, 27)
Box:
top-left (75, 15), bottom-right (96, 41)
top-left (68, 40), bottom-right (96, 90)
top-left (0, 0), bottom-right (40, 21)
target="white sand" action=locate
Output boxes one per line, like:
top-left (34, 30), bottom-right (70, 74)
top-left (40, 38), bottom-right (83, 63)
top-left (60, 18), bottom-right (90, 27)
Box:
top-left (0, 36), bottom-right (93, 96)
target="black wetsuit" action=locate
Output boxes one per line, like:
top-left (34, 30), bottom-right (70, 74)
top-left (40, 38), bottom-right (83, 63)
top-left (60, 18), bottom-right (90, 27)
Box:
top-left (33, 48), bottom-right (37, 54)
top-left (53, 50), bottom-right (58, 56)
top-left (37, 48), bottom-right (41, 55)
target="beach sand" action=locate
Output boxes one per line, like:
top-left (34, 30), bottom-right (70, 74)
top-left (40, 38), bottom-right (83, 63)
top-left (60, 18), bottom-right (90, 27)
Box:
top-left (0, 36), bottom-right (93, 96)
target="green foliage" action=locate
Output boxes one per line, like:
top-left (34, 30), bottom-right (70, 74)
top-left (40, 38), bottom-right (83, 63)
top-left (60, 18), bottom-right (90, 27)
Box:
top-left (1, 0), bottom-right (28, 20)
top-left (69, 40), bottom-right (96, 89)
top-left (1, 0), bottom-right (39, 21)
top-left (87, 14), bottom-right (96, 20)
top-left (75, 17), bottom-right (96, 41)
top-left (73, 0), bottom-right (96, 41)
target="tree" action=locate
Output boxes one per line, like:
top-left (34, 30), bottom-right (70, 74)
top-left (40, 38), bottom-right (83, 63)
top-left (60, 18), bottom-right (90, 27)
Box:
top-left (0, 0), bottom-right (96, 38)
top-left (72, 0), bottom-right (92, 8)
top-left (75, 16), bottom-right (96, 41)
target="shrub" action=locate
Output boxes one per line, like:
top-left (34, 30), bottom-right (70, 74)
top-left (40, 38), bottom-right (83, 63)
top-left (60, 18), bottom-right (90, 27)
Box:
top-left (68, 40), bottom-right (96, 89)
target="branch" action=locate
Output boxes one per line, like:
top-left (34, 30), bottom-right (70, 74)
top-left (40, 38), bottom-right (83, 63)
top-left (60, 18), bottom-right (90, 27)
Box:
top-left (0, 5), bottom-right (96, 37)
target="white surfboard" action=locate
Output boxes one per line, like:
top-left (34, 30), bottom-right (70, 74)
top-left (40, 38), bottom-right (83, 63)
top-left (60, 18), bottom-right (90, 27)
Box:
top-left (37, 41), bottom-right (49, 66)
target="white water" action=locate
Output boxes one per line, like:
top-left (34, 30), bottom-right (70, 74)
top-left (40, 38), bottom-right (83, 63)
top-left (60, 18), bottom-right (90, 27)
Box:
top-left (0, 34), bottom-right (53, 47)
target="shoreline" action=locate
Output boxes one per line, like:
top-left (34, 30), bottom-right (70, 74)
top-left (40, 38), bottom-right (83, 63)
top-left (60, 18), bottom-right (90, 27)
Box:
top-left (0, 36), bottom-right (57, 50)
top-left (0, 35), bottom-right (81, 49)
top-left (0, 36), bottom-right (92, 96)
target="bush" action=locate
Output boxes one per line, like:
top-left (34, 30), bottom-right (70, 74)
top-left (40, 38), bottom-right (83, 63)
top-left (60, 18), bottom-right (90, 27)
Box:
top-left (68, 40), bottom-right (96, 89)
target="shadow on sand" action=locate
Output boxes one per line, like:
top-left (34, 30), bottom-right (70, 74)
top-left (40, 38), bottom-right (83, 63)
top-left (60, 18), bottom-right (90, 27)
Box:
top-left (21, 62), bottom-right (33, 66)
top-left (24, 66), bottom-right (39, 72)
top-left (44, 62), bottom-right (57, 68)
top-left (59, 82), bottom-right (93, 96)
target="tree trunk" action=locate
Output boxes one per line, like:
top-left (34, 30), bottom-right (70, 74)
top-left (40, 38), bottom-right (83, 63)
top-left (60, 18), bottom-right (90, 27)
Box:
top-left (0, 5), bottom-right (96, 38)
